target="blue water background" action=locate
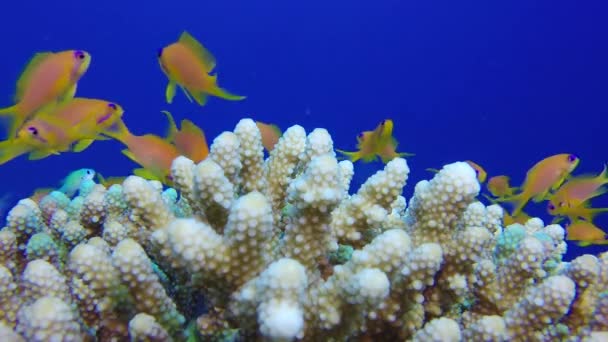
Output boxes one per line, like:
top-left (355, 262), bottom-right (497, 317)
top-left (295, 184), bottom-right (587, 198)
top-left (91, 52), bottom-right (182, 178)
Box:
top-left (0, 1), bottom-right (606, 259)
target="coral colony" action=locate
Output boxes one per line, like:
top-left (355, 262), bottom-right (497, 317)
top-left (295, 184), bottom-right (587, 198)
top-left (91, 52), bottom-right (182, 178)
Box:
top-left (0, 119), bottom-right (606, 341)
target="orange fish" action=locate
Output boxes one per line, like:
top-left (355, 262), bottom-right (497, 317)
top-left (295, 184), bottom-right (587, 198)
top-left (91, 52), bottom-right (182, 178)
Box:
top-left (487, 175), bottom-right (516, 198)
top-left (499, 154), bottom-right (579, 215)
top-left (255, 121), bottom-right (282, 152)
top-left (34, 98), bottom-right (124, 152)
top-left (0, 116), bottom-right (98, 165)
top-left (503, 209), bottom-right (532, 226)
top-left (338, 119), bottom-right (413, 163)
top-left (465, 160), bottom-right (487, 183)
top-left (548, 164), bottom-right (608, 212)
top-left (548, 202), bottom-right (608, 223)
top-left (0, 50), bottom-right (91, 137)
top-left (565, 220), bottom-right (607, 245)
top-left (157, 31), bottom-right (246, 106)
top-left (162, 111), bottom-right (208, 163)
top-left (103, 119), bottom-right (180, 183)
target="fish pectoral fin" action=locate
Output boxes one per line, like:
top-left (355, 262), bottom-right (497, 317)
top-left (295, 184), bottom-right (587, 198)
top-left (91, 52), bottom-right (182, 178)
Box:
top-left (72, 139), bottom-right (95, 153)
top-left (165, 80), bottom-right (177, 104)
top-left (28, 149), bottom-right (56, 160)
top-left (180, 86), bottom-right (194, 103)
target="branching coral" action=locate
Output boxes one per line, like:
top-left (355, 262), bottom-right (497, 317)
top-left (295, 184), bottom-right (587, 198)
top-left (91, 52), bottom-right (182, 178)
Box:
top-left (0, 118), bottom-right (606, 341)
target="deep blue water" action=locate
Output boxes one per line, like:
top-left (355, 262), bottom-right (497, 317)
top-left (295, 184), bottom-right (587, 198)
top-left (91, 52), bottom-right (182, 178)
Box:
top-left (0, 0), bottom-right (606, 259)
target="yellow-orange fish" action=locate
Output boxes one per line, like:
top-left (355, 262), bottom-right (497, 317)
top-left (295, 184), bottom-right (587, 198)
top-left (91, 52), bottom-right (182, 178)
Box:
top-left (548, 164), bottom-right (608, 214)
top-left (162, 111), bottom-right (208, 163)
top-left (548, 202), bottom-right (608, 223)
top-left (566, 220), bottom-right (607, 245)
top-left (466, 160), bottom-right (487, 183)
top-left (0, 50), bottom-right (91, 137)
top-left (34, 98), bottom-right (124, 152)
top-left (338, 119), bottom-right (413, 163)
top-left (503, 209), bottom-right (532, 226)
top-left (500, 154), bottom-right (579, 215)
top-left (158, 31), bottom-right (245, 106)
top-left (0, 116), bottom-right (98, 165)
top-left (486, 175), bottom-right (517, 199)
top-left (255, 121), bottom-right (282, 152)
top-left (103, 119), bottom-right (180, 183)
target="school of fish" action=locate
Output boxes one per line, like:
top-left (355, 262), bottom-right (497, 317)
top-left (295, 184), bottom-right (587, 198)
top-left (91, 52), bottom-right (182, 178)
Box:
top-left (0, 32), bottom-right (606, 249)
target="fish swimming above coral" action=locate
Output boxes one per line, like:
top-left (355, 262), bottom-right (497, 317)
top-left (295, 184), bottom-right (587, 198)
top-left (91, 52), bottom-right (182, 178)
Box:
top-left (0, 117), bottom-right (99, 165)
top-left (497, 153), bottom-right (579, 215)
top-left (157, 31), bottom-right (246, 106)
top-left (0, 50), bottom-right (91, 138)
top-left (255, 121), bottom-right (282, 152)
top-left (338, 119), bottom-right (414, 163)
top-left (32, 97), bottom-right (124, 153)
top-left (57, 168), bottom-right (96, 197)
top-left (547, 163), bottom-right (608, 215)
top-left (161, 110), bottom-right (209, 163)
top-left (102, 118), bottom-right (181, 184)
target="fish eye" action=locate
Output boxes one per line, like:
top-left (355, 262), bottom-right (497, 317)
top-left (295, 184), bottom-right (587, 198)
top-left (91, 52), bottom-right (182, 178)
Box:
top-left (558, 201), bottom-right (565, 207)
top-left (157, 48), bottom-right (163, 57)
top-left (357, 133), bottom-right (364, 138)
top-left (548, 203), bottom-right (555, 211)
top-left (474, 169), bottom-right (480, 175)
top-left (74, 50), bottom-right (85, 60)
top-left (567, 154), bottom-right (577, 163)
top-left (27, 126), bottom-right (39, 136)
top-left (381, 120), bottom-right (386, 125)
top-left (108, 103), bottom-right (117, 110)
top-left (86, 170), bottom-right (92, 174)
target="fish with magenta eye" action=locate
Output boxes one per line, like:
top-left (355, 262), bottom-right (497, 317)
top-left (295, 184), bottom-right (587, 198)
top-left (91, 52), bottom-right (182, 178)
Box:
top-left (0, 49), bottom-right (91, 137)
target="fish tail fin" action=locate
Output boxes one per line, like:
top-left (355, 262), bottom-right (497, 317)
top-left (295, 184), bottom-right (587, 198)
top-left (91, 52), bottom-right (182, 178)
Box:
top-left (0, 139), bottom-right (31, 165)
top-left (209, 76), bottom-right (246, 101)
top-left (0, 104), bottom-right (23, 138)
top-left (211, 86), bottom-right (246, 101)
top-left (496, 192), bottom-right (527, 216)
top-left (103, 118), bottom-right (131, 144)
top-left (586, 207), bottom-right (608, 221)
top-left (425, 168), bottom-right (440, 174)
top-left (337, 149), bottom-right (361, 162)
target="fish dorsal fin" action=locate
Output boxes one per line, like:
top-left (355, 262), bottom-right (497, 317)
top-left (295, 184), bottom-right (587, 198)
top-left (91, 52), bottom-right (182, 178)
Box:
top-left (160, 110), bottom-right (178, 142)
top-left (179, 31), bottom-right (217, 72)
top-left (15, 52), bottom-right (54, 101)
top-left (180, 119), bottom-right (205, 137)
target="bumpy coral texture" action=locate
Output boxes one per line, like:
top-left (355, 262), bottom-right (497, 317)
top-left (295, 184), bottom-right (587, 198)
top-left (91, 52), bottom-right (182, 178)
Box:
top-left (0, 118), bottom-right (606, 341)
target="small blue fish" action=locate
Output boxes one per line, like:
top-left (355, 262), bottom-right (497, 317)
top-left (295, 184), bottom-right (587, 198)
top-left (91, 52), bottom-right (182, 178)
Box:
top-left (58, 168), bottom-right (95, 197)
